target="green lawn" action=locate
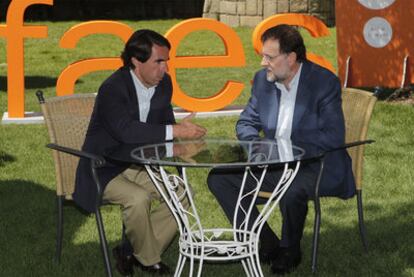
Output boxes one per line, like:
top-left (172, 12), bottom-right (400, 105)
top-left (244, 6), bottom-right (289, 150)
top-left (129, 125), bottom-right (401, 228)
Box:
top-left (1, 20), bottom-right (414, 276)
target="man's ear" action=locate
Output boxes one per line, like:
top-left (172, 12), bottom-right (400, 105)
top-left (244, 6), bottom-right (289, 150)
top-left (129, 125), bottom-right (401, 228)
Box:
top-left (131, 57), bottom-right (140, 67)
top-left (287, 52), bottom-right (297, 65)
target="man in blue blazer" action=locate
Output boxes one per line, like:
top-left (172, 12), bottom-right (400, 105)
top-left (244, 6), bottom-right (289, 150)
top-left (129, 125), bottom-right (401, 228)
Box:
top-left (208, 25), bottom-right (355, 275)
top-left (74, 30), bottom-right (206, 275)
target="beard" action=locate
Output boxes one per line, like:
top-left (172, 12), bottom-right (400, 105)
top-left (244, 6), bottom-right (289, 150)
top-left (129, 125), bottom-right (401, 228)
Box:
top-left (266, 70), bottom-right (276, 82)
top-left (266, 70), bottom-right (286, 83)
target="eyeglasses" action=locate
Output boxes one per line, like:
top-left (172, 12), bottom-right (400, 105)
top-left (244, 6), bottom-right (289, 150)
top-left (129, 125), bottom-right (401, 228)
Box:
top-left (261, 53), bottom-right (286, 63)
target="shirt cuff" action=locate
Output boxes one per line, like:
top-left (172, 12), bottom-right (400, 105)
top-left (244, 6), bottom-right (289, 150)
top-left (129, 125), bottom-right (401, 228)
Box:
top-left (166, 125), bottom-right (173, 141)
top-left (165, 142), bottom-right (173, 157)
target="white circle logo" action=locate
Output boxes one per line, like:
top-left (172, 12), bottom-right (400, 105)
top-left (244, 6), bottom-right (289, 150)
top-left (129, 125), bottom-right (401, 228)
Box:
top-left (363, 17), bottom-right (393, 48)
top-left (358, 0), bottom-right (396, 9)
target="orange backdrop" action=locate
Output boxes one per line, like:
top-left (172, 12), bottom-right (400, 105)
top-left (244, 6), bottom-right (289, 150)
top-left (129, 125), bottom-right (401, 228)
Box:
top-left (336, 0), bottom-right (414, 87)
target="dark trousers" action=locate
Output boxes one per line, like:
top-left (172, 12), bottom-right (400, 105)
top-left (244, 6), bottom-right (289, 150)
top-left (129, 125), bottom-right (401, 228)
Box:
top-left (207, 164), bottom-right (317, 252)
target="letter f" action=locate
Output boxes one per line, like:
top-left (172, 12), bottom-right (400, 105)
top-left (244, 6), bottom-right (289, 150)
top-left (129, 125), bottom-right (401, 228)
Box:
top-left (0, 0), bottom-right (53, 118)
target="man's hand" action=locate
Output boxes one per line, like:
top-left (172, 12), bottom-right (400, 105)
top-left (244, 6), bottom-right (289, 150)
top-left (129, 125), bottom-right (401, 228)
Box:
top-left (173, 140), bottom-right (207, 163)
top-left (173, 113), bottom-right (207, 139)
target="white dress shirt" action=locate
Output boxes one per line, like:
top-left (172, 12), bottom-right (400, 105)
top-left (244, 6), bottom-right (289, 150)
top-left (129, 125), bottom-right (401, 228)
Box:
top-left (274, 63), bottom-right (303, 139)
top-left (274, 63), bottom-right (303, 161)
top-left (130, 70), bottom-right (173, 141)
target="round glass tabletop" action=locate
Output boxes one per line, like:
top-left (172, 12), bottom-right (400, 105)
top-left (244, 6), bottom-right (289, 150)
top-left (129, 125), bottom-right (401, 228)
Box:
top-left (104, 138), bottom-right (325, 168)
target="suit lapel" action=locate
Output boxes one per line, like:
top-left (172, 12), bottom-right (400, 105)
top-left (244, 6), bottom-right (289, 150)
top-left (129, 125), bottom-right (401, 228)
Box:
top-left (121, 68), bottom-right (140, 120)
top-left (149, 78), bottom-right (163, 108)
top-left (266, 82), bottom-right (280, 138)
top-left (292, 61), bottom-right (313, 133)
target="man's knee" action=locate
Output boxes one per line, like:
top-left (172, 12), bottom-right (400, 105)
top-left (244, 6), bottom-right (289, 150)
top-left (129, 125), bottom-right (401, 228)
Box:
top-left (124, 193), bottom-right (151, 215)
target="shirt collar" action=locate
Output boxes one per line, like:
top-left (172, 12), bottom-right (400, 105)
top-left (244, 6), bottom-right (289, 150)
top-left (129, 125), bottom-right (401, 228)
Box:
top-left (275, 63), bottom-right (303, 91)
top-left (129, 69), bottom-right (157, 91)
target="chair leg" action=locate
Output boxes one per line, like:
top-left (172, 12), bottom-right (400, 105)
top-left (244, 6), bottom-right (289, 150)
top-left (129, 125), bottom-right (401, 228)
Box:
top-left (121, 223), bottom-right (127, 244)
top-left (95, 208), bottom-right (113, 277)
top-left (56, 195), bottom-right (64, 263)
top-left (357, 190), bottom-right (368, 252)
top-left (311, 195), bottom-right (321, 274)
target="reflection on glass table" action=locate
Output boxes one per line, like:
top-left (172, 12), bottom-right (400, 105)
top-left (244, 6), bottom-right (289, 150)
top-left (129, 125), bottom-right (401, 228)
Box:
top-left (127, 138), bottom-right (316, 167)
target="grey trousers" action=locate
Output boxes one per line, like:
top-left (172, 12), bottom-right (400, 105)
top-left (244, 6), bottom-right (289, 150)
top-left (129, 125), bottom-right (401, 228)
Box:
top-left (103, 165), bottom-right (180, 266)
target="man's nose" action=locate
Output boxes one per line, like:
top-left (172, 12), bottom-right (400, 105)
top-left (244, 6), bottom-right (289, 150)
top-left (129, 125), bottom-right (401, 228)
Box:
top-left (261, 58), bottom-right (269, 67)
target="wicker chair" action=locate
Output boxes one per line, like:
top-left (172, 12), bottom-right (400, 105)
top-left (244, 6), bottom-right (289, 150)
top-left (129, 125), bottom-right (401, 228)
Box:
top-left (258, 88), bottom-right (377, 273)
top-left (37, 90), bottom-right (120, 277)
top-left (310, 88), bottom-right (377, 272)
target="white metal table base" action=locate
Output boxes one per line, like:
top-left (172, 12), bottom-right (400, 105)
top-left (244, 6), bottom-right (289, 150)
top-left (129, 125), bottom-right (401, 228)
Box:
top-left (145, 161), bottom-right (300, 277)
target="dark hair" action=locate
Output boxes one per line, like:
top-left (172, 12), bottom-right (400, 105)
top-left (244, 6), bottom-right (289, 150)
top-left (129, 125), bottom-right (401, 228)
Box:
top-left (261, 24), bottom-right (307, 62)
top-left (121, 29), bottom-right (171, 68)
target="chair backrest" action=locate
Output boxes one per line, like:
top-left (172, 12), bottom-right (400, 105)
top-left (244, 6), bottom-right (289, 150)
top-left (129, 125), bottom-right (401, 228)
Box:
top-left (341, 88), bottom-right (377, 190)
top-left (40, 93), bottom-right (96, 198)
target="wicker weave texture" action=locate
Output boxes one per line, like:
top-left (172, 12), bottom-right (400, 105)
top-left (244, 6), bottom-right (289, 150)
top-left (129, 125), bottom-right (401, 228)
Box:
top-left (42, 94), bottom-right (96, 197)
top-left (342, 88), bottom-right (377, 190)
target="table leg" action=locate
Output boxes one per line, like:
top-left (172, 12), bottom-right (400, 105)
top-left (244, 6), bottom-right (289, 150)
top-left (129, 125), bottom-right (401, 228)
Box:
top-left (234, 162), bottom-right (301, 277)
top-left (144, 161), bottom-right (300, 277)
top-left (144, 165), bottom-right (204, 277)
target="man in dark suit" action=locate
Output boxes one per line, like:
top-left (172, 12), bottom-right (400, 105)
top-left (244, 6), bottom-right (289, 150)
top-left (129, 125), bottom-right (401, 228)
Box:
top-left (74, 29), bottom-right (206, 275)
top-left (207, 25), bottom-right (355, 275)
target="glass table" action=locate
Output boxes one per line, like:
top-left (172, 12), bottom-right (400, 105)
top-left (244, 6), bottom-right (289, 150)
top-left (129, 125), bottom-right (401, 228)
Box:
top-left (104, 138), bottom-right (326, 277)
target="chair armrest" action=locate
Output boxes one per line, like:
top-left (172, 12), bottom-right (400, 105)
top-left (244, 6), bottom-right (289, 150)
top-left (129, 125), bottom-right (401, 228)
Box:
top-left (325, 139), bottom-right (375, 153)
top-left (47, 143), bottom-right (106, 208)
top-left (312, 139), bottom-right (374, 199)
top-left (46, 143), bottom-right (106, 167)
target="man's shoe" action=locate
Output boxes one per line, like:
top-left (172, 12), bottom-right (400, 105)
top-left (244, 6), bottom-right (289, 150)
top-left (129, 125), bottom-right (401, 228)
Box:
top-left (112, 245), bottom-right (134, 276)
top-left (259, 246), bottom-right (280, 264)
top-left (132, 258), bottom-right (171, 275)
top-left (271, 247), bottom-right (301, 275)
top-left (258, 228), bottom-right (280, 265)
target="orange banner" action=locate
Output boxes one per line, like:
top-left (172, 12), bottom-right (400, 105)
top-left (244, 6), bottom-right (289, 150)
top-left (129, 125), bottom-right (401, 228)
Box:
top-left (336, 0), bottom-right (414, 87)
top-left (1, 1), bottom-right (335, 118)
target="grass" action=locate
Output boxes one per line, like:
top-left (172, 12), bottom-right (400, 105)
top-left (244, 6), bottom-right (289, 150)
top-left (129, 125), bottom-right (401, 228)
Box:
top-left (1, 20), bottom-right (414, 276)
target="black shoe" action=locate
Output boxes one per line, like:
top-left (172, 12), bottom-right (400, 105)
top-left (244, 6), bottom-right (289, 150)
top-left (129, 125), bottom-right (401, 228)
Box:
top-left (271, 247), bottom-right (301, 275)
top-left (259, 246), bottom-right (280, 265)
top-left (259, 225), bottom-right (280, 265)
top-left (112, 245), bottom-right (134, 276)
top-left (132, 258), bottom-right (171, 275)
